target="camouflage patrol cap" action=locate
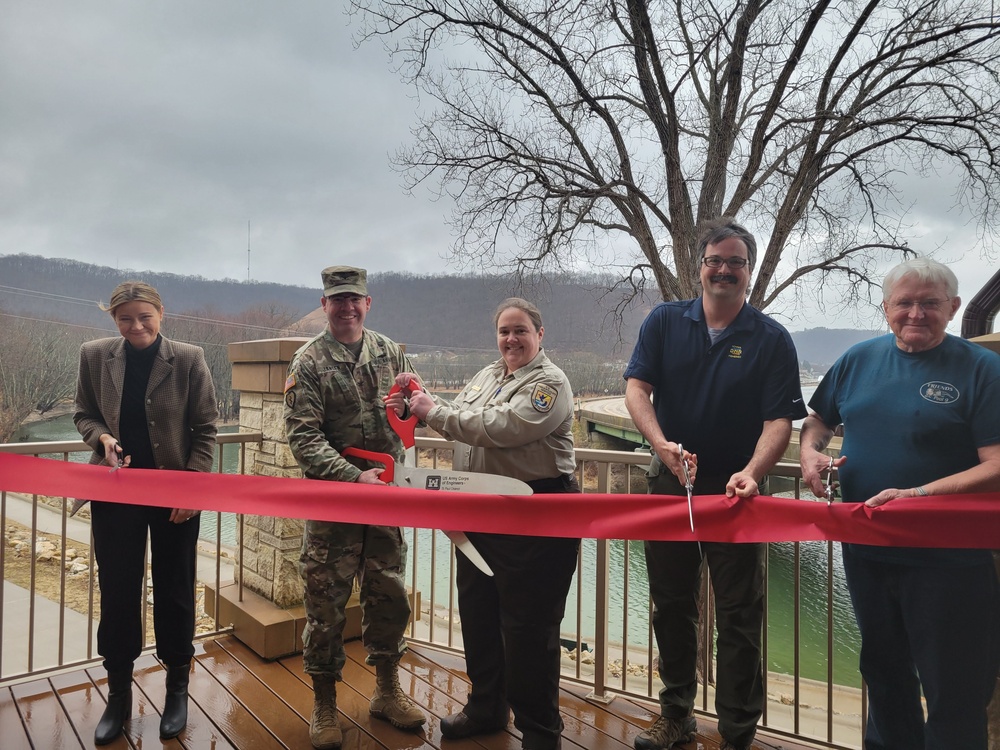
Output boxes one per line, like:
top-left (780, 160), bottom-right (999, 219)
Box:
top-left (322, 266), bottom-right (368, 297)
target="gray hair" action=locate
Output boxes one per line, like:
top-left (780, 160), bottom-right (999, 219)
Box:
top-left (696, 217), bottom-right (758, 269)
top-left (882, 257), bottom-right (958, 301)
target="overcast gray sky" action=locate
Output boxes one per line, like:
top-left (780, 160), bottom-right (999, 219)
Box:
top-left (1, 0), bottom-right (995, 333)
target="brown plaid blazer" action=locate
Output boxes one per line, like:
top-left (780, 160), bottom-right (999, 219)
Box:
top-left (74, 336), bottom-right (218, 473)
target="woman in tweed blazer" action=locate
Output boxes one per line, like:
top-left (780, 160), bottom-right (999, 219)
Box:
top-left (74, 281), bottom-right (217, 745)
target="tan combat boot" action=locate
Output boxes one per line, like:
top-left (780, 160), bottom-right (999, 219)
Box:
top-left (310, 676), bottom-right (342, 749)
top-left (369, 660), bottom-right (426, 730)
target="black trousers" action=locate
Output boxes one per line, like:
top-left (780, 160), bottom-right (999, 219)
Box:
top-left (644, 471), bottom-right (766, 748)
top-left (458, 474), bottom-right (580, 750)
top-left (843, 546), bottom-right (1000, 750)
top-left (91, 501), bottom-right (200, 673)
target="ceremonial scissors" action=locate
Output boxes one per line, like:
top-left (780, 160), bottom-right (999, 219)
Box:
top-left (343, 383), bottom-right (532, 576)
top-left (824, 456), bottom-right (836, 505)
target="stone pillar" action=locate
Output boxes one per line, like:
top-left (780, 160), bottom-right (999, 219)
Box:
top-left (204, 337), bottom-right (312, 659)
top-left (229, 338), bottom-right (309, 606)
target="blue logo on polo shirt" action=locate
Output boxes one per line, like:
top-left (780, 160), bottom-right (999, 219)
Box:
top-left (920, 382), bottom-right (959, 404)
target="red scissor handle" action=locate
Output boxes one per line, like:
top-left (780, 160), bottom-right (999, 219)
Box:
top-left (342, 381), bottom-right (422, 482)
top-left (342, 447), bottom-right (396, 484)
top-left (386, 381), bottom-right (421, 449)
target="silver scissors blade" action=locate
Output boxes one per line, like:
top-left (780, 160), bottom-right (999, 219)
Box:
top-left (824, 456), bottom-right (835, 505)
top-left (108, 443), bottom-right (126, 473)
top-left (678, 443), bottom-right (695, 532)
top-left (445, 530), bottom-right (494, 576)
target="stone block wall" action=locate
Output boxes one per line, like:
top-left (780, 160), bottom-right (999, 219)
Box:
top-left (229, 338), bottom-right (308, 609)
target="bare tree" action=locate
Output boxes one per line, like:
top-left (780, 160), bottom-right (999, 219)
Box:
top-left (165, 304), bottom-right (303, 423)
top-left (0, 311), bottom-right (82, 443)
top-left (353, 0), bottom-right (1000, 320)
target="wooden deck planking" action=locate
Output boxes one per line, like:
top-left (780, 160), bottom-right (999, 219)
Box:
top-left (49, 670), bottom-right (124, 750)
top-left (1, 635), bottom-right (823, 750)
top-left (11, 675), bottom-right (84, 750)
top-left (2, 682), bottom-right (38, 750)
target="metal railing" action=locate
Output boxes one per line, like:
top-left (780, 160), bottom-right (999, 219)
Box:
top-left (1, 433), bottom-right (861, 748)
top-left (0, 432), bottom-right (262, 683)
top-left (404, 438), bottom-right (864, 750)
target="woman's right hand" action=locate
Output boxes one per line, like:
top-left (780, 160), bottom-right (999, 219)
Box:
top-left (395, 372), bottom-right (420, 390)
top-left (99, 433), bottom-right (130, 469)
top-left (407, 390), bottom-right (435, 420)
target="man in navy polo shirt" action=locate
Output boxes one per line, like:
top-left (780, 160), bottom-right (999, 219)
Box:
top-left (624, 218), bottom-right (806, 750)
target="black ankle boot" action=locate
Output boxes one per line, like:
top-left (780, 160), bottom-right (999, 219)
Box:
top-left (94, 669), bottom-right (133, 745)
top-left (159, 663), bottom-right (191, 739)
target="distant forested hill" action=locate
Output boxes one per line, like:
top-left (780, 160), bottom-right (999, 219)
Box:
top-left (790, 327), bottom-right (884, 370)
top-left (0, 254), bottom-right (320, 329)
top-left (0, 254), bottom-right (654, 356)
top-left (0, 253), bottom-right (880, 363)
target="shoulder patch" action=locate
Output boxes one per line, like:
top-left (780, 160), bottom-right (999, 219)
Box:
top-left (530, 383), bottom-right (557, 413)
top-left (284, 372), bottom-right (297, 393)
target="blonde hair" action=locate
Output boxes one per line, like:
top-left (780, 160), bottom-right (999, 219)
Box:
top-left (100, 281), bottom-right (164, 316)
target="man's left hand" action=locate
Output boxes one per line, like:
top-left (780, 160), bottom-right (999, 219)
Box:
top-left (865, 487), bottom-right (921, 507)
top-left (726, 471), bottom-right (758, 498)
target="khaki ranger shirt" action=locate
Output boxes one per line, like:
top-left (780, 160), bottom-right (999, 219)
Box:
top-left (425, 349), bottom-right (575, 481)
top-left (284, 328), bottom-right (415, 483)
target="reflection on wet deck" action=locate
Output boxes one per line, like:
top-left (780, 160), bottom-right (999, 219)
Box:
top-left (3, 635), bottom-right (821, 750)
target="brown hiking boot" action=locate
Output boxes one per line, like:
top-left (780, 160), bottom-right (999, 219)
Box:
top-left (310, 676), bottom-right (342, 749)
top-left (369, 661), bottom-right (426, 730)
top-left (634, 715), bottom-right (697, 750)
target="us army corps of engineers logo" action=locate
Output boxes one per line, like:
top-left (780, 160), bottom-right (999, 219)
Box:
top-left (425, 474), bottom-right (476, 491)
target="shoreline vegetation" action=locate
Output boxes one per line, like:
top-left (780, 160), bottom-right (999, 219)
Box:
top-left (20, 401), bottom-right (240, 429)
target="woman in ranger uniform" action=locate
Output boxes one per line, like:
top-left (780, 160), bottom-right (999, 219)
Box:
top-left (397, 297), bottom-right (580, 750)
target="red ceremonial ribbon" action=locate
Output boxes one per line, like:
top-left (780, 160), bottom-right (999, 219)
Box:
top-left (0, 452), bottom-right (998, 548)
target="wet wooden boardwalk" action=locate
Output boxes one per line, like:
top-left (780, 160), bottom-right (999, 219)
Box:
top-left (1, 635), bottom-right (819, 749)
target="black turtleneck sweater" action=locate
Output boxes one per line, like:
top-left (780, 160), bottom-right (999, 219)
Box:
top-left (118, 335), bottom-right (161, 470)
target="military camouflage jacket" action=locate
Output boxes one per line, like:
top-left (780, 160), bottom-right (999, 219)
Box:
top-left (284, 328), bottom-right (416, 482)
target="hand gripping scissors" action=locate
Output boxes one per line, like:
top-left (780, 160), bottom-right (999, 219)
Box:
top-left (678, 443), bottom-right (702, 556)
top-left (343, 383), bottom-right (533, 577)
top-left (824, 456), bottom-right (836, 506)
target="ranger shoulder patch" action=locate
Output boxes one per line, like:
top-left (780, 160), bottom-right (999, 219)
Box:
top-left (530, 382), bottom-right (557, 412)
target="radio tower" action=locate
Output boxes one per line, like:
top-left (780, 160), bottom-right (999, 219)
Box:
top-left (247, 220), bottom-right (251, 282)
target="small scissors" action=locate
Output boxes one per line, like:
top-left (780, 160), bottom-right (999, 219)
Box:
top-left (678, 444), bottom-right (702, 556)
top-left (824, 456), bottom-right (835, 505)
top-left (108, 442), bottom-right (126, 473)
top-left (678, 443), bottom-right (695, 532)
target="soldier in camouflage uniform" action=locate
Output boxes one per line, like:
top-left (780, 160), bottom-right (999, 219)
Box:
top-left (284, 266), bottom-right (426, 750)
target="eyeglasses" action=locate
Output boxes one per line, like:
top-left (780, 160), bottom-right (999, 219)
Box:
top-left (888, 298), bottom-right (950, 313)
top-left (702, 255), bottom-right (749, 269)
